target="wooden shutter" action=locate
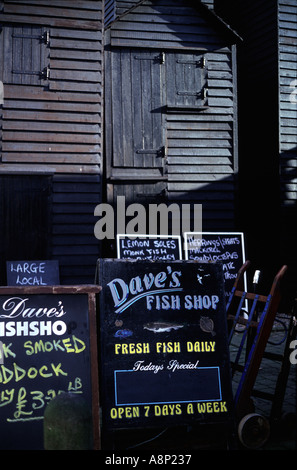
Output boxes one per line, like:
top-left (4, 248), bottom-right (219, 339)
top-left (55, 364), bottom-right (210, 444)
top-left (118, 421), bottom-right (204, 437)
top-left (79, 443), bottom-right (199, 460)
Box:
top-left (2, 24), bottom-right (49, 85)
top-left (166, 51), bottom-right (207, 109)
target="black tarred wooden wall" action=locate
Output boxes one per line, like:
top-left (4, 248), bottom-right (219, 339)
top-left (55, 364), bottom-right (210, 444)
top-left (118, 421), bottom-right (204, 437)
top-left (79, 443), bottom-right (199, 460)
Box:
top-left (0, 0), bottom-right (103, 284)
top-left (215, 0), bottom-right (297, 306)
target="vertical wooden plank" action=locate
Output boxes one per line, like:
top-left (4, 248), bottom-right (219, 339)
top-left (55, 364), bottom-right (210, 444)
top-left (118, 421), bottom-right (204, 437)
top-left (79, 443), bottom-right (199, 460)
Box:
top-left (88, 291), bottom-right (101, 449)
top-left (31, 25), bottom-right (42, 85)
top-left (131, 48), bottom-right (143, 168)
top-left (111, 49), bottom-right (124, 168)
top-left (141, 53), bottom-right (153, 167)
top-left (12, 25), bottom-right (22, 84)
top-left (121, 48), bottom-right (133, 167)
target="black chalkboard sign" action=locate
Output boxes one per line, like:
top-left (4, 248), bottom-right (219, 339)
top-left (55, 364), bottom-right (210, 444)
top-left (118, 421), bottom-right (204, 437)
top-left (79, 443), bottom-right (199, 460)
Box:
top-left (184, 232), bottom-right (246, 298)
top-left (6, 260), bottom-right (60, 286)
top-left (98, 259), bottom-right (233, 431)
top-left (117, 234), bottom-right (182, 261)
top-left (0, 285), bottom-right (100, 450)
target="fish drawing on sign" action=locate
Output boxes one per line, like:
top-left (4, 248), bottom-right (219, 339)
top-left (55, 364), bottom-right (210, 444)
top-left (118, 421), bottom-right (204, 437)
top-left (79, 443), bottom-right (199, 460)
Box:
top-left (199, 316), bottom-right (216, 336)
top-left (143, 322), bottom-right (184, 333)
top-left (114, 329), bottom-right (133, 338)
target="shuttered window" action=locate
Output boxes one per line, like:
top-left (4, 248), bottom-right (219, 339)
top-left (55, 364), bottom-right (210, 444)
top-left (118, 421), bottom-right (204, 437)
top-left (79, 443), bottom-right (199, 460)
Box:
top-left (2, 24), bottom-right (49, 85)
top-left (166, 51), bottom-right (207, 110)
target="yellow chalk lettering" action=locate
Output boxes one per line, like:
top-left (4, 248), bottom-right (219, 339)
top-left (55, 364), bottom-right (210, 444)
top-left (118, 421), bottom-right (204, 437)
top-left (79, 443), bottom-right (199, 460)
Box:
top-left (187, 403), bottom-right (194, 414)
top-left (156, 342), bottom-right (180, 353)
top-left (52, 339), bottom-right (64, 352)
top-left (129, 343), bottom-right (135, 354)
top-left (44, 341), bottom-right (53, 352)
top-left (143, 343), bottom-right (150, 353)
top-left (72, 335), bottom-right (86, 353)
top-left (14, 363), bottom-right (26, 382)
top-left (24, 341), bottom-right (34, 356)
top-left (114, 343), bottom-right (150, 354)
top-left (0, 365), bottom-right (14, 384)
top-left (110, 408), bottom-right (117, 419)
top-left (27, 367), bottom-right (38, 379)
top-left (39, 365), bottom-right (53, 378)
top-left (207, 402), bottom-right (213, 412)
top-left (220, 401), bottom-right (228, 412)
top-left (154, 405), bottom-right (161, 416)
top-left (136, 343), bottom-right (143, 353)
top-left (197, 403), bottom-right (206, 413)
top-left (187, 341), bottom-right (216, 352)
top-left (156, 342), bottom-right (162, 353)
top-left (2, 343), bottom-right (16, 359)
top-left (63, 338), bottom-right (75, 353)
top-left (51, 362), bottom-right (67, 377)
top-left (125, 407), bottom-right (132, 418)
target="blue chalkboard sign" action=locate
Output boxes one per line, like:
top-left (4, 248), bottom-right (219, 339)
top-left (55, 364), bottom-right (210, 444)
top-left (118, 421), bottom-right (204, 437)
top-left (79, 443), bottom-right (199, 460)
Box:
top-left (6, 260), bottom-right (60, 287)
top-left (184, 232), bottom-right (246, 298)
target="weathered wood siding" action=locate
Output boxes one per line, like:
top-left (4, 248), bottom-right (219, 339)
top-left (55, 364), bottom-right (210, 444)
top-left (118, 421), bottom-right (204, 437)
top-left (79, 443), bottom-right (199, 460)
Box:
top-left (278, 0), bottom-right (297, 303)
top-left (214, 0), bottom-right (280, 281)
top-left (0, 0), bottom-right (103, 284)
top-left (0, 0), bottom-right (102, 174)
top-left (279, 0), bottom-right (297, 210)
top-left (105, 0), bottom-right (239, 232)
top-left (52, 174), bottom-right (101, 284)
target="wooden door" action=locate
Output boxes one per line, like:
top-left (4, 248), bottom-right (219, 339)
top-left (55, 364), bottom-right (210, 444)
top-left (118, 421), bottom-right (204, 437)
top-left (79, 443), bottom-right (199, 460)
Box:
top-left (111, 48), bottom-right (166, 170)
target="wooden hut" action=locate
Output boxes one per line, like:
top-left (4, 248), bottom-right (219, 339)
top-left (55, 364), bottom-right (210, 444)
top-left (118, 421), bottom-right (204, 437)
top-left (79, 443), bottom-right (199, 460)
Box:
top-left (215, 0), bottom-right (297, 305)
top-left (0, 0), bottom-right (241, 284)
top-left (0, 0), bottom-right (103, 284)
top-left (103, 0), bottom-right (241, 252)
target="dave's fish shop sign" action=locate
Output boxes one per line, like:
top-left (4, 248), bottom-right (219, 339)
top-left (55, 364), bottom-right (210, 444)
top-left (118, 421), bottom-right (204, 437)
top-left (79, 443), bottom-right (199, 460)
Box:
top-left (99, 259), bottom-right (233, 430)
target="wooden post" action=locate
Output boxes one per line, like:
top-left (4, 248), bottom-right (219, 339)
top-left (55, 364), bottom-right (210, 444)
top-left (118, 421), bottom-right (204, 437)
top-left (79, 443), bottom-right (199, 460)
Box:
top-left (44, 393), bottom-right (92, 450)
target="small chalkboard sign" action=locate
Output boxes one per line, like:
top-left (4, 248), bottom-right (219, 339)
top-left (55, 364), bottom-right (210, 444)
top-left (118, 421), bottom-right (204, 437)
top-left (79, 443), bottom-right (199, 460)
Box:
top-left (117, 234), bottom-right (182, 261)
top-left (98, 259), bottom-right (233, 431)
top-left (6, 260), bottom-right (60, 286)
top-left (0, 285), bottom-right (100, 450)
top-left (184, 232), bottom-right (246, 298)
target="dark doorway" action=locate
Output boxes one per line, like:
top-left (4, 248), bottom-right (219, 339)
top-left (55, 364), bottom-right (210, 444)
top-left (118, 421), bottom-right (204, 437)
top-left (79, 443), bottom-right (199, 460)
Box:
top-left (0, 175), bottom-right (52, 284)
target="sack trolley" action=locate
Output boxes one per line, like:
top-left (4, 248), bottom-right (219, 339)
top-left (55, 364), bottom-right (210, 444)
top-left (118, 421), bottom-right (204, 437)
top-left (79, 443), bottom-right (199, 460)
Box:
top-left (226, 260), bottom-right (289, 448)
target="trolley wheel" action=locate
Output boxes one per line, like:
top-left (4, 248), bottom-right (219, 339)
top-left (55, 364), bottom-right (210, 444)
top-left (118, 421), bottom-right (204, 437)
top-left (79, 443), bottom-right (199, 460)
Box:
top-left (238, 413), bottom-right (270, 449)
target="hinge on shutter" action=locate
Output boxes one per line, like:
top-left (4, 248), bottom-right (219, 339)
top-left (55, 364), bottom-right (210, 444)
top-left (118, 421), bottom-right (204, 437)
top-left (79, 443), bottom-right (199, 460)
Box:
top-left (177, 87), bottom-right (208, 99)
top-left (136, 146), bottom-right (165, 157)
top-left (134, 52), bottom-right (165, 64)
top-left (200, 56), bottom-right (206, 68)
top-left (158, 52), bottom-right (165, 64)
top-left (12, 65), bottom-right (49, 80)
top-left (12, 30), bottom-right (50, 44)
top-left (176, 57), bottom-right (206, 68)
top-left (43, 31), bottom-right (50, 45)
top-left (41, 66), bottom-right (50, 80)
